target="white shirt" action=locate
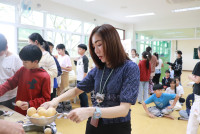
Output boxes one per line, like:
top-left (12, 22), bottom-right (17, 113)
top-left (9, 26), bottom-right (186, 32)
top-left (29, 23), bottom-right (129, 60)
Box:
top-left (76, 55), bottom-right (89, 81)
top-left (165, 86), bottom-right (184, 97)
top-left (39, 51), bottom-right (58, 92)
top-left (57, 54), bottom-right (72, 72)
top-left (0, 54), bottom-right (22, 102)
top-left (131, 57), bottom-right (139, 64)
top-left (155, 59), bottom-right (163, 70)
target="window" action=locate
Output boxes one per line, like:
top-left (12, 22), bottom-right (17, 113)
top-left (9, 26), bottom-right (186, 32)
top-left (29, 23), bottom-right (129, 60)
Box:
top-left (84, 23), bottom-right (95, 35)
top-left (66, 19), bottom-right (82, 33)
top-left (46, 14), bottom-right (66, 30)
top-left (0, 24), bottom-right (15, 53)
top-left (0, 3), bottom-right (15, 23)
top-left (70, 34), bottom-right (81, 57)
top-left (21, 11), bottom-right (44, 27)
top-left (18, 28), bottom-right (41, 52)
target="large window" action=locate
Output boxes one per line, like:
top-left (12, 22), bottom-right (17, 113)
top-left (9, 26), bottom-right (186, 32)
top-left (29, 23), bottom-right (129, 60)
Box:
top-left (0, 2), bottom-right (96, 57)
top-left (21, 11), bottom-right (44, 27)
top-left (0, 3), bottom-right (15, 23)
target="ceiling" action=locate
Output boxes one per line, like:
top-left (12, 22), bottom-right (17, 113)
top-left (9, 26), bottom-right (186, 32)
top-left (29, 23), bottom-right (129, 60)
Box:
top-left (49, 0), bottom-right (200, 27)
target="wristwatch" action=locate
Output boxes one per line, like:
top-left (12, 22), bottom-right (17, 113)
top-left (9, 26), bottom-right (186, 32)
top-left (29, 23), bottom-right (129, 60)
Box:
top-left (93, 107), bottom-right (101, 119)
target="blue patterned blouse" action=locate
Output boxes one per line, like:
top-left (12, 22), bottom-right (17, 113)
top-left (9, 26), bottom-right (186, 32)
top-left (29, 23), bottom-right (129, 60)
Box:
top-left (77, 60), bottom-right (140, 124)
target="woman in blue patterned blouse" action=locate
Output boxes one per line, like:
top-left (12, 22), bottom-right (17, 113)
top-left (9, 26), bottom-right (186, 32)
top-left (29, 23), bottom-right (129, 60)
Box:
top-left (42, 24), bottom-right (140, 134)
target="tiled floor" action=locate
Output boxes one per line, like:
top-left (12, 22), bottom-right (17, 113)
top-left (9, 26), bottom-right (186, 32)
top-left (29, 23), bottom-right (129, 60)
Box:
top-left (55, 71), bottom-right (200, 134)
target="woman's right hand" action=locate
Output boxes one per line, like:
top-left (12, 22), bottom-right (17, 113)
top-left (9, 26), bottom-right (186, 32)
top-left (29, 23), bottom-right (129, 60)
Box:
top-left (41, 98), bottom-right (60, 109)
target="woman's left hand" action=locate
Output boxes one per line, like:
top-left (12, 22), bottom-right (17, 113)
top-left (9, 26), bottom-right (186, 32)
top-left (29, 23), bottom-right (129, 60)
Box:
top-left (67, 107), bottom-right (95, 123)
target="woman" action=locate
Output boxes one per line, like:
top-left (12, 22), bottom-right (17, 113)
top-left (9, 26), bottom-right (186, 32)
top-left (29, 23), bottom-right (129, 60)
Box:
top-left (29, 33), bottom-right (58, 97)
top-left (56, 44), bottom-right (72, 96)
top-left (187, 46), bottom-right (200, 134)
top-left (42, 24), bottom-right (140, 134)
top-left (153, 52), bottom-right (163, 84)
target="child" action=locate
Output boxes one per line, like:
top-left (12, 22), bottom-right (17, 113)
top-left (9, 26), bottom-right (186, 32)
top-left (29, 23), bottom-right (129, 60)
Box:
top-left (74, 44), bottom-right (89, 107)
top-left (138, 51), bottom-right (151, 104)
top-left (46, 41), bottom-right (62, 99)
top-left (142, 84), bottom-right (179, 119)
top-left (56, 44), bottom-right (72, 96)
top-left (153, 52), bottom-right (163, 84)
top-left (169, 66), bottom-right (174, 78)
top-left (162, 70), bottom-right (171, 90)
top-left (0, 45), bottom-right (51, 115)
top-left (0, 34), bottom-right (22, 110)
top-left (131, 49), bottom-right (139, 64)
top-left (179, 93), bottom-right (194, 120)
top-left (175, 77), bottom-right (185, 103)
top-left (187, 46), bottom-right (200, 134)
top-left (165, 79), bottom-right (182, 110)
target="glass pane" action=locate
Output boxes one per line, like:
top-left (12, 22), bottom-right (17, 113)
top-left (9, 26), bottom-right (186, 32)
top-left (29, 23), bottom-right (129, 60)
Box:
top-left (84, 23), bottom-right (95, 35)
top-left (66, 19), bottom-right (82, 33)
top-left (46, 14), bottom-right (66, 30)
top-left (0, 24), bottom-right (15, 53)
top-left (70, 34), bottom-right (81, 57)
top-left (0, 3), bottom-right (15, 22)
top-left (21, 11), bottom-right (43, 27)
top-left (18, 43), bottom-right (27, 53)
top-left (18, 28), bottom-right (41, 43)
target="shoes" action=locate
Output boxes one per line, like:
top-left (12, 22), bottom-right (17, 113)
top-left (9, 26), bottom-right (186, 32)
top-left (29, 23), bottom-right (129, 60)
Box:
top-left (138, 102), bottom-right (142, 104)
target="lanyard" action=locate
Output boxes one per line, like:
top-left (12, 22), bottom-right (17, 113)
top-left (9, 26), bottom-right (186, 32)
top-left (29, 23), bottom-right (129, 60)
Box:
top-left (99, 66), bottom-right (114, 94)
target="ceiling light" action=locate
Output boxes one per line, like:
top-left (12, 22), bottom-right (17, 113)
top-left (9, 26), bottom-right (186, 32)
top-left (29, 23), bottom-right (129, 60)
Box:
top-left (125, 12), bottom-right (155, 18)
top-left (172, 6), bottom-right (200, 12)
top-left (83, 0), bottom-right (95, 2)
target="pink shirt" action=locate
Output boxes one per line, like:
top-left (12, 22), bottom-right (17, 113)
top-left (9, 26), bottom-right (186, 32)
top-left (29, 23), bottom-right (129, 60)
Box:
top-left (58, 55), bottom-right (72, 72)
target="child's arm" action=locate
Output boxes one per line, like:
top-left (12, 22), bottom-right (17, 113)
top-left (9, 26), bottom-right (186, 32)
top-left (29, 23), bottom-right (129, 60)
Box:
top-left (167, 95), bottom-right (179, 109)
top-left (142, 102), bottom-right (155, 118)
top-left (0, 68), bottom-right (21, 96)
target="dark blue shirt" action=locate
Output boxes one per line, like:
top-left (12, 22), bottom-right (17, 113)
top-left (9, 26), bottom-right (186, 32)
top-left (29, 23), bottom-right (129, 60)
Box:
top-left (186, 93), bottom-right (194, 115)
top-left (77, 60), bottom-right (140, 124)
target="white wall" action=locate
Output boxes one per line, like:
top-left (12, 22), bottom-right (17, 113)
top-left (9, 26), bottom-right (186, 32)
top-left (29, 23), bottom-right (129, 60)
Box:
top-left (171, 40), bottom-right (200, 71)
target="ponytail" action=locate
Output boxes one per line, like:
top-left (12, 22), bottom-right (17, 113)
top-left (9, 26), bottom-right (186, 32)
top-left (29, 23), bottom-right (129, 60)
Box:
top-left (142, 51), bottom-right (151, 69)
top-left (65, 50), bottom-right (70, 56)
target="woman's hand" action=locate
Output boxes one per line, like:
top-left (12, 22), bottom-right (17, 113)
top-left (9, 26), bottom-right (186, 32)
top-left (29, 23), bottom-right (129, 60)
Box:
top-left (0, 120), bottom-right (25, 134)
top-left (41, 98), bottom-right (60, 109)
top-left (67, 107), bottom-right (95, 123)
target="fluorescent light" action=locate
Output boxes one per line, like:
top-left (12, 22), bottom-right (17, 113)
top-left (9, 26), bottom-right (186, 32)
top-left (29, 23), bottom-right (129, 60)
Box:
top-left (125, 12), bottom-right (155, 18)
top-left (172, 7), bottom-right (200, 12)
top-left (83, 0), bottom-right (95, 2)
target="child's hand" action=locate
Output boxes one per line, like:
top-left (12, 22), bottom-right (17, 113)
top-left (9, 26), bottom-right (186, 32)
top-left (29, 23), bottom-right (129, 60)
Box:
top-left (19, 102), bottom-right (29, 110)
top-left (148, 113), bottom-right (155, 118)
top-left (167, 106), bottom-right (173, 109)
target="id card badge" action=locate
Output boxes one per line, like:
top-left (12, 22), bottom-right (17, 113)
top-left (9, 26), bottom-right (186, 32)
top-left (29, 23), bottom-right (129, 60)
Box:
top-left (90, 117), bottom-right (99, 127)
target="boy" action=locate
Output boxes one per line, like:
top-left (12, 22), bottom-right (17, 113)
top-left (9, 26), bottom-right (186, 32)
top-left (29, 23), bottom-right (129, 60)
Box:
top-left (162, 70), bottom-right (171, 90)
top-left (0, 45), bottom-right (51, 115)
top-left (0, 34), bottom-right (22, 110)
top-left (74, 44), bottom-right (89, 107)
top-left (142, 84), bottom-right (179, 119)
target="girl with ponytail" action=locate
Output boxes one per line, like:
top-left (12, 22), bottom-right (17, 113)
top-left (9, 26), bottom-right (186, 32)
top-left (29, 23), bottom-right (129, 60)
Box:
top-left (137, 51), bottom-right (151, 104)
top-left (28, 33), bottom-right (58, 97)
top-left (56, 44), bottom-right (72, 96)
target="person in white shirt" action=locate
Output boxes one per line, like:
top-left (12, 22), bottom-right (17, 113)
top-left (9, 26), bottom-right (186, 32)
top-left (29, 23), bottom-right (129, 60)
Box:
top-left (29, 33), bottom-right (58, 96)
top-left (0, 34), bottom-right (23, 110)
top-left (175, 77), bottom-right (185, 103)
top-left (56, 44), bottom-right (72, 96)
top-left (131, 49), bottom-right (139, 64)
top-left (165, 78), bottom-right (183, 110)
top-left (74, 44), bottom-right (89, 107)
top-left (153, 53), bottom-right (163, 84)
